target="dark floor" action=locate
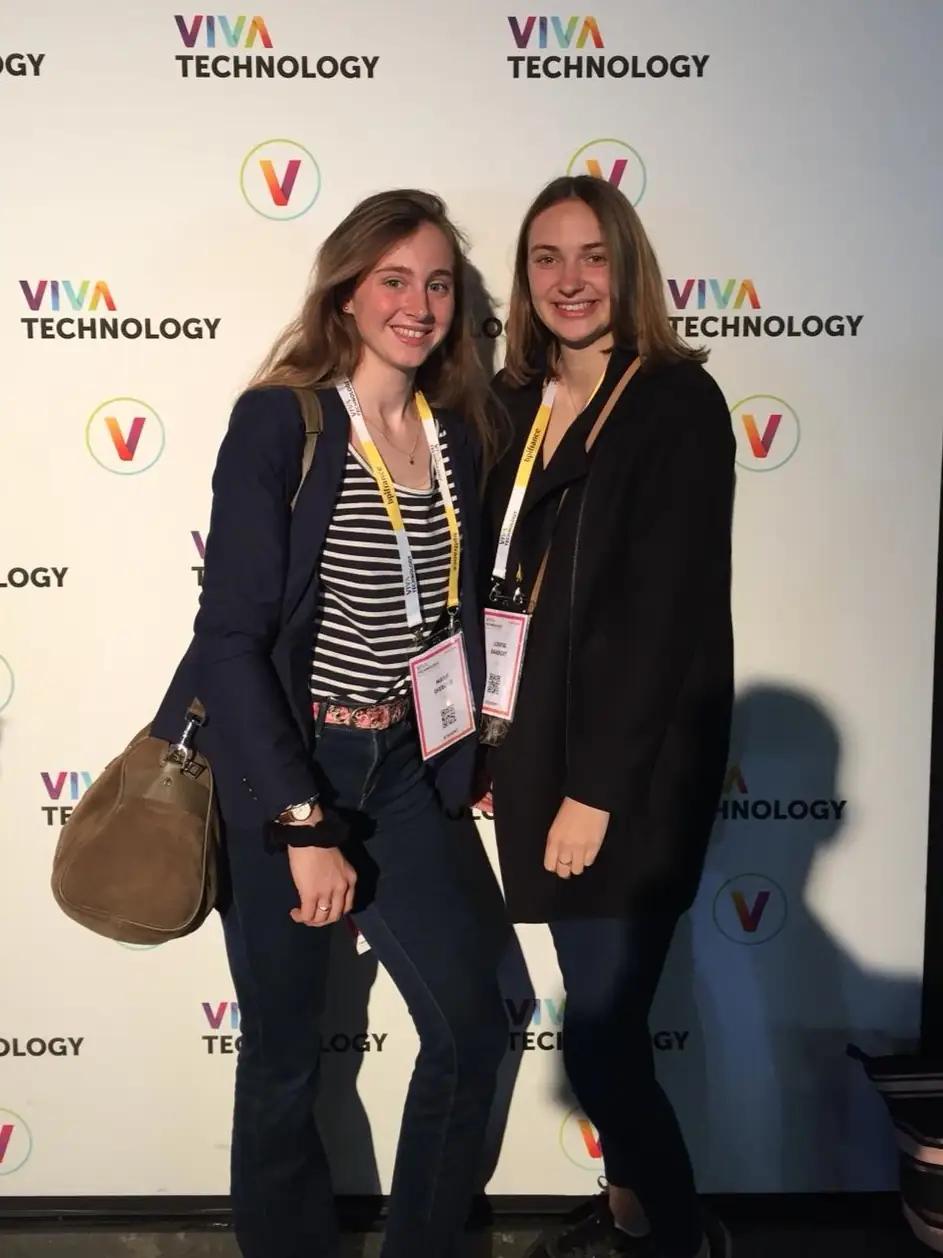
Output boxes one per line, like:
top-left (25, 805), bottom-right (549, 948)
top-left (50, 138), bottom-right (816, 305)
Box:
top-left (0, 1207), bottom-right (934, 1258)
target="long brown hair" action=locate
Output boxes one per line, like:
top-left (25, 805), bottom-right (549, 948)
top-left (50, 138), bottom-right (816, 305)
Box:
top-left (503, 175), bottom-right (707, 386)
top-left (247, 189), bottom-right (494, 462)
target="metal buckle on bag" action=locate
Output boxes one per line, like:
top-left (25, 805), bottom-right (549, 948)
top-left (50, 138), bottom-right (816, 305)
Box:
top-left (163, 707), bottom-right (207, 778)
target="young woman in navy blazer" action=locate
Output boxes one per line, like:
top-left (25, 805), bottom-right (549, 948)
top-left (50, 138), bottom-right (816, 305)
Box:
top-left (153, 190), bottom-right (505, 1258)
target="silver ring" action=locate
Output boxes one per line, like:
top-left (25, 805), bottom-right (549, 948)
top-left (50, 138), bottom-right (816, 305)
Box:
top-left (317, 903), bottom-right (331, 912)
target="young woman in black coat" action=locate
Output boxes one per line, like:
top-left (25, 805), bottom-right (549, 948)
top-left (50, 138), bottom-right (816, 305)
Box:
top-left (481, 176), bottom-right (735, 1258)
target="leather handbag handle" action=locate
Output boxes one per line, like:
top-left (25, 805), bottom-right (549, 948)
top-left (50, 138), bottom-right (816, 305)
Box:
top-left (527, 356), bottom-right (641, 612)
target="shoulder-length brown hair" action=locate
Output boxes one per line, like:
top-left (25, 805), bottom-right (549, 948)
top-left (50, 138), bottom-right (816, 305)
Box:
top-left (247, 188), bottom-right (494, 462)
top-left (503, 175), bottom-right (707, 386)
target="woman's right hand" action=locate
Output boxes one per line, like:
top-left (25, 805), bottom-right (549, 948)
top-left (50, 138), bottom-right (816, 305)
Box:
top-left (286, 824), bottom-right (357, 927)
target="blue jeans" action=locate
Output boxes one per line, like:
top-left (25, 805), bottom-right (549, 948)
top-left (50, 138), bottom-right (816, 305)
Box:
top-left (221, 720), bottom-right (507, 1258)
top-left (551, 915), bottom-right (702, 1258)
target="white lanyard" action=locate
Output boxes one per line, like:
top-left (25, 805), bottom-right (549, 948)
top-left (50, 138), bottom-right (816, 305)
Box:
top-left (338, 378), bottom-right (461, 633)
top-left (491, 369), bottom-right (607, 586)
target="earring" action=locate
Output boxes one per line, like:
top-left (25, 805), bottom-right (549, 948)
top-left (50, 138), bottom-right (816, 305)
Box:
top-left (343, 302), bottom-right (352, 314)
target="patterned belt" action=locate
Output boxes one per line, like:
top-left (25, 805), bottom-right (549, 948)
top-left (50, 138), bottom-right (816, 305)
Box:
top-left (312, 694), bottom-right (411, 731)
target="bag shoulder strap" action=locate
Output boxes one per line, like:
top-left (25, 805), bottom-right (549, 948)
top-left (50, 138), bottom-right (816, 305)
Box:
top-left (289, 386), bottom-right (323, 511)
top-left (187, 387), bottom-right (324, 725)
top-left (584, 355), bottom-right (642, 452)
top-left (528, 356), bottom-right (641, 613)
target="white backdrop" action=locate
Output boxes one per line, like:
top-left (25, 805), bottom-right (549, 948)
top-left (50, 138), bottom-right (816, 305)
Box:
top-left (2, 0), bottom-right (942, 1199)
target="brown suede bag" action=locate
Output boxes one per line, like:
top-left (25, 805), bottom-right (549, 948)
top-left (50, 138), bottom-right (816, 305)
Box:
top-left (50, 389), bottom-right (323, 946)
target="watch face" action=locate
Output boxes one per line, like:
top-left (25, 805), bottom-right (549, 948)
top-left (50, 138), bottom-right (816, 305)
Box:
top-left (291, 802), bottom-right (313, 822)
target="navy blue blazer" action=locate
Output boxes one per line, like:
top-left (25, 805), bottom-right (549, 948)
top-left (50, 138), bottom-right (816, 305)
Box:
top-left (151, 384), bottom-right (485, 828)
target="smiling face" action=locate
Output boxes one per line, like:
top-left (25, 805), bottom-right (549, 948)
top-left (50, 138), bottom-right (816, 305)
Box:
top-left (526, 197), bottom-right (612, 349)
top-left (348, 221), bottom-right (456, 374)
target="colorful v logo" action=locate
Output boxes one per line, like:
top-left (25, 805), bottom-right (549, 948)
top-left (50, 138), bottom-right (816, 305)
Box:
top-left (731, 890), bottom-right (770, 933)
top-left (577, 1118), bottom-right (602, 1158)
top-left (260, 159), bottom-right (302, 207)
top-left (104, 415), bottom-right (146, 462)
top-left (0, 1125), bottom-right (14, 1164)
top-left (584, 157), bottom-right (627, 188)
top-left (741, 413), bottom-right (782, 459)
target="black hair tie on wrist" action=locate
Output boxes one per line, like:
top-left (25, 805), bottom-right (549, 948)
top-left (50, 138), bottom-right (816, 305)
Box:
top-left (263, 809), bottom-right (349, 854)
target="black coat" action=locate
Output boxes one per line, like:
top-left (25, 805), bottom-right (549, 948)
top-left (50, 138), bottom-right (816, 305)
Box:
top-left (483, 348), bottom-right (735, 923)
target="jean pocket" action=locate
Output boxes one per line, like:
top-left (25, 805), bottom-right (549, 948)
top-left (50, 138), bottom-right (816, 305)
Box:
top-left (312, 726), bottom-right (379, 812)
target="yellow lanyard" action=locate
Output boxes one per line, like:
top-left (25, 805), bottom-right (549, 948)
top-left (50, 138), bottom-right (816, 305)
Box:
top-left (340, 379), bottom-right (461, 629)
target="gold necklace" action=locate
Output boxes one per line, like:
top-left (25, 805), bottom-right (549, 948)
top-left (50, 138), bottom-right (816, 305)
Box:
top-left (561, 368), bottom-right (605, 416)
top-left (365, 416), bottom-right (422, 464)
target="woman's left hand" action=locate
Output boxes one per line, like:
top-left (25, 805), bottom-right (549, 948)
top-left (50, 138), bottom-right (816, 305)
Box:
top-left (544, 797), bottom-right (610, 878)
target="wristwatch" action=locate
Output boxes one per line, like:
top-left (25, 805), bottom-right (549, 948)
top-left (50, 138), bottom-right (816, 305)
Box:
top-left (276, 796), bottom-right (319, 825)
top-left (264, 796), bottom-right (348, 853)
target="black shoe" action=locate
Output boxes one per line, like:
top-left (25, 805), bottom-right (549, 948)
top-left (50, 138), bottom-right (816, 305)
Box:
top-left (525, 1193), bottom-right (655, 1258)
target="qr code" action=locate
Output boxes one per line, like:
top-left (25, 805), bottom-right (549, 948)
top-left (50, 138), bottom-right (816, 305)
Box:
top-left (441, 704), bottom-right (457, 729)
top-left (486, 672), bottom-right (501, 697)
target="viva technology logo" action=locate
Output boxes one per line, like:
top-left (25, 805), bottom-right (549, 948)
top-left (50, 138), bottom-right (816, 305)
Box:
top-left (730, 395), bottom-right (800, 472)
top-left (718, 762), bottom-right (847, 825)
top-left (0, 52), bottom-right (45, 77)
top-left (85, 398), bottom-right (165, 474)
top-left (666, 277), bottom-right (863, 342)
top-left (192, 530), bottom-right (206, 584)
top-left (0, 1109), bottom-right (33, 1176)
top-left (174, 14), bottom-right (378, 81)
top-left (505, 997), bottom-right (690, 1054)
top-left (713, 874), bottom-right (788, 945)
top-left (19, 279), bottom-right (221, 343)
top-left (567, 138), bottom-right (647, 206)
top-left (201, 1001), bottom-right (389, 1055)
top-left (40, 771), bottom-right (93, 827)
top-left (0, 566), bottom-right (66, 590)
top-left (506, 15), bottom-right (709, 82)
top-left (240, 139), bottom-right (322, 221)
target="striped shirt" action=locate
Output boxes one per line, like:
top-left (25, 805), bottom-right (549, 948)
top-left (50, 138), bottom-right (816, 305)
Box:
top-left (309, 436), bottom-right (460, 705)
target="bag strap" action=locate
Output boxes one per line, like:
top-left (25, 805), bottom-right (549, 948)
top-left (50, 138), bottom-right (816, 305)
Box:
top-left (527, 356), bottom-right (641, 613)
top-left (187, 388), bottom-right (324, 727)
top-left (290, 386), bottom-right (323, 510)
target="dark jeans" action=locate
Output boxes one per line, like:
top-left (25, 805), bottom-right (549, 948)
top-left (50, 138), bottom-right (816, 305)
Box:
top-left (550, 914), bottom-right (702, 1258)
top-left (221, 720), bottom-right (507, 1258)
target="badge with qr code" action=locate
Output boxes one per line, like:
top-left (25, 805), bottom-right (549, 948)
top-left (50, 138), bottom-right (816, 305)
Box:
top-left (481, 608), bottom-right (530, 721)
top-left (409, 631), bottom-right (476, 760)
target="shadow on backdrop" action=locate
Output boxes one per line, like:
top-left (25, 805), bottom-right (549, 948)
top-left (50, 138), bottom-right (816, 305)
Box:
top-left (463, 261), bottom-right (502, 385)
top-left (541, 683), bottom-right (918, 1199)
top-left (689, 683), bottom-right (918, 1192)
